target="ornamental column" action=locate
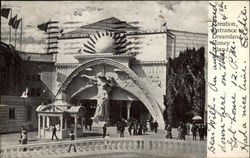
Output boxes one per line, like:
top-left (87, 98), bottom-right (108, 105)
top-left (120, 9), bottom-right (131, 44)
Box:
top-left (46, 116), bottom-right (50, 128)
top-left (74, 116), bottom-right (77, 138)
top-left (127, 101), bottom-right (132, 120)
top-left (81, 117), bottom-right (84, 133)
top-left (60, 116), bottom-right (63, 138)
top-left (37, 115), bottom-right (40, 137)
top-left (65, 117), bottom-right (67, 130)
top-left (42, 115), bottom-right (45, 138)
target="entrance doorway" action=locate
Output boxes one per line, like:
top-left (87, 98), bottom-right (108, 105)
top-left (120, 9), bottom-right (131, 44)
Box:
top-left (130, 101), bottom-right (151, 123)
top-left (79, 99), bottom-right (151, 126)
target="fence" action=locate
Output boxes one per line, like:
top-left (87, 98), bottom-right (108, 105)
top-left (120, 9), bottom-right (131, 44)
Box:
top-left (0, 138), bottom-right (206, 158)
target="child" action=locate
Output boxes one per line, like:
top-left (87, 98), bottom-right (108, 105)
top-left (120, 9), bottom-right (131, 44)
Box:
top-left (68, 131), bottom-right (77, 152)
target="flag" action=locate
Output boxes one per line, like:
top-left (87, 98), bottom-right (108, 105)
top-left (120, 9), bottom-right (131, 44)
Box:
top-left (161, 22), bottom-right (167, 27)
top-left (21, 88), bottom-right (29, 98)
top-left (12, 18), bottom-right (22, 29)
top-left (77, 48), bottom-right (81, 53)
top-left (59, 29), bottom-right (63, 34)
top-left (8, 15), bottom-right (17, 26)
top-left (1, 8), bottom-right (11, 19)
top-left (37, 21), bottom-right (49, 32)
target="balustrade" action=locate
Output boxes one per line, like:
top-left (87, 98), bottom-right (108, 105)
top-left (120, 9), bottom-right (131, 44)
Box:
top-left (0, 138), bottom-right (206, 158)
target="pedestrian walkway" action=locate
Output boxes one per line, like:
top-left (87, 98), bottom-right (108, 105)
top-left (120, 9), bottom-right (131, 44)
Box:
top-left (1, 127), bottom-right (206, 158)
top-left (0, 127), bottom-right (206, 148)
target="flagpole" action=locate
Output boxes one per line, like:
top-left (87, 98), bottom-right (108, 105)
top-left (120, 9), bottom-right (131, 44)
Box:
top-left (20, 19), bottom-right (23, 51)
top-left (47, 20), bottom-right (51, 54)
top-left (15, 23), bottom-right (17, 48)
top-left (9, 9), bottom-right (12, 45)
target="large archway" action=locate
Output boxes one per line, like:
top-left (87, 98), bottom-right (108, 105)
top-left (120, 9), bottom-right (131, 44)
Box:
top-left (56, 58), bottom-right (164, 129)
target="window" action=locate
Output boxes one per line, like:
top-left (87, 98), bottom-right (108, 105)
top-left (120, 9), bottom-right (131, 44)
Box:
top-left (36, 88), bottom-right (41, 96)
top-left (9, 108), bottom-right (16, 119)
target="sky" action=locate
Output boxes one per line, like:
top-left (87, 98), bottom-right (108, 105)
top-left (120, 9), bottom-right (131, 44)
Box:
top-left (1, 1), bottom-right (208, 53)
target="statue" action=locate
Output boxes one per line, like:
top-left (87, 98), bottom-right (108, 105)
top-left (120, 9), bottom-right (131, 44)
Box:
top-left (81, 73), bottom-right (116, 123)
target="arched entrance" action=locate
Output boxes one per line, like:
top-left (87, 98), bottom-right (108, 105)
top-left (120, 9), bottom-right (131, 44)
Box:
top-left (56, 58), bottom-right (164, 129)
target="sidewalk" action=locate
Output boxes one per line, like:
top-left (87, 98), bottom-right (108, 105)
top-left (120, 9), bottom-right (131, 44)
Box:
top-left (0, 127), bottom-right (206, 147)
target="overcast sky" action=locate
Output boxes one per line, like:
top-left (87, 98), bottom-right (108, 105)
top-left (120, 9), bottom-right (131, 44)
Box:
top-left (1, 1), bottom-right (208, 53)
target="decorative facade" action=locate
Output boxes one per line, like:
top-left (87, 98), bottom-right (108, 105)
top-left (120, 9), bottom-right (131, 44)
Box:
top-left (0, 17), bottom-right (208, 133)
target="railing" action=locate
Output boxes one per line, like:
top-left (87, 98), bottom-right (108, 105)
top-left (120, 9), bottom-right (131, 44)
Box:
top-left (0, 138), bottom-right (206, 158)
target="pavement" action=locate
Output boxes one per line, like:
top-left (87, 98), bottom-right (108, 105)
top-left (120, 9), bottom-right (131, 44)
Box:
top-left (0, 127), bottom-right (206, 147)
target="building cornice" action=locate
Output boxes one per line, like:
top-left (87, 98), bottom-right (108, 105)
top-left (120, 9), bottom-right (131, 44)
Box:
top-left (55, 63), bottom-right (80, 68)
top-left (131, 60), bottom-right (168, 66)
top-left (168, 29), bottom-right (208, 36)
top-left (59, 34), bottom-right (90, 40)
top-left (126, 29), bottom-right (168, 36)
top-left (74, 53), bottom-right (135, 59)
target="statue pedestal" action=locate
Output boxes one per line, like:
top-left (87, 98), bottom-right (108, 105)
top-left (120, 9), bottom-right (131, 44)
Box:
top-left (92, 121), bottom-right (106, 127)
top-left (91, 117), bottom-right (108, 127)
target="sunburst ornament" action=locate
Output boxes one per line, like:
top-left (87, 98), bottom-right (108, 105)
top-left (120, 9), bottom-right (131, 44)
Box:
top-left (83, 31), bottom-right (132, 54)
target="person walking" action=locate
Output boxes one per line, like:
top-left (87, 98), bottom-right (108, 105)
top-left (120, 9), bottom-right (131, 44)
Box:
top-left (166, 124), bottom-right (172, 139)
top-left (204, 124), bottom-right (207, 139)
top-left (119, 119), bottom-right (126, 138)
top-left (20, 124), bottom-right (28, 141)
top-left (191, 124), bottom-right (197, 141)
top-left (68, 131), bottom-right (77, 152)
top-left (181, 123), bottom-right (186, 140)
top-left (150, 120), bottom-right (154, 131)
top-left (21, 131), bottom-right (28, 151)
top-left (85, 119), bottom-right (89, 130)
top-left (143, 123), bottom-right (147, 134)
top-left (186, 122), bottom-right (190, 135)
top-left (20, 125), bottom-right (24, 140)
top-left (89, 119), bottom-right (93, 131)
top-left (128, 123), bottom-right (133, 136)
top-left (51, 125), bottom-right (59, 140)
top-left (198, 124), bottom-right (205, 141)
top-left (133, 121), bottom-right (138, 135)
top-left (146, 121), bottom-right (150, 133)
top-left (116, 121), bottom-right (120, 134)
top-left (189, 123), bottom-right (193, 135)
top-left (138, 124), bottom-right (143, 135)
top-left (154, 121), bottom-right (158, 133)
top-left (103, 124), bottom-right (107, 138)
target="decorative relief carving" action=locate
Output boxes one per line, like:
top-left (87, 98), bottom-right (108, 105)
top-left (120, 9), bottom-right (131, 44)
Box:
top-left (80, 73), bottom-right (116, 122)
top-left (56, 58), bottom-right (163, 121)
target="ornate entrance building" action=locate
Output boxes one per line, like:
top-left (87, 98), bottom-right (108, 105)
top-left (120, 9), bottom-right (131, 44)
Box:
top-left (56, 57), bottom-right (165, 128)
top-left (0, 17), bottom-right (208, 133)
top-left (53, 17), bottom-right (208, 129)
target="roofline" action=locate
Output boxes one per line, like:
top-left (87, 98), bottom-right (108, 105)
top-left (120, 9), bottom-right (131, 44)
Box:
top-left (130, 60), bottom-right (168, 65)
top-left (168, 29), bottom-right (208, 36)
top-left (18, 51), bottom-right (55, 56)
top-left (80, 17), bottom-right (138, 30)
top-left (74, 53), bottom-right (135, 59)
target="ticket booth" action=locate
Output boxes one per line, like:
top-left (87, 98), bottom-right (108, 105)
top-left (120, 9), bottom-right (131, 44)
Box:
top-left (36, 99), bottom-right (85, 139)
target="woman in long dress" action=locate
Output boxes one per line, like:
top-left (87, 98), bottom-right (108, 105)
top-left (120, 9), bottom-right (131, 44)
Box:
top-left (81, 73), bottom-right (116, 122)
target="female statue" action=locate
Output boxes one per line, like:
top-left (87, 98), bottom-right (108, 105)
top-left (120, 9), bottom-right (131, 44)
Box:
top-left (81, 73), bottom-right (116, 122)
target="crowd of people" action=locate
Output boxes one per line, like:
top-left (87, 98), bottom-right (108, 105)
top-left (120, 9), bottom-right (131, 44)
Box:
top-left (165, 122), bottom-right (207, 141)
top-left (18, 119), bottom-right (207, 150)
top-left (84, 118), bottom-right (93, 131)
top-left (108, 118), bottom-right (160, 137)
